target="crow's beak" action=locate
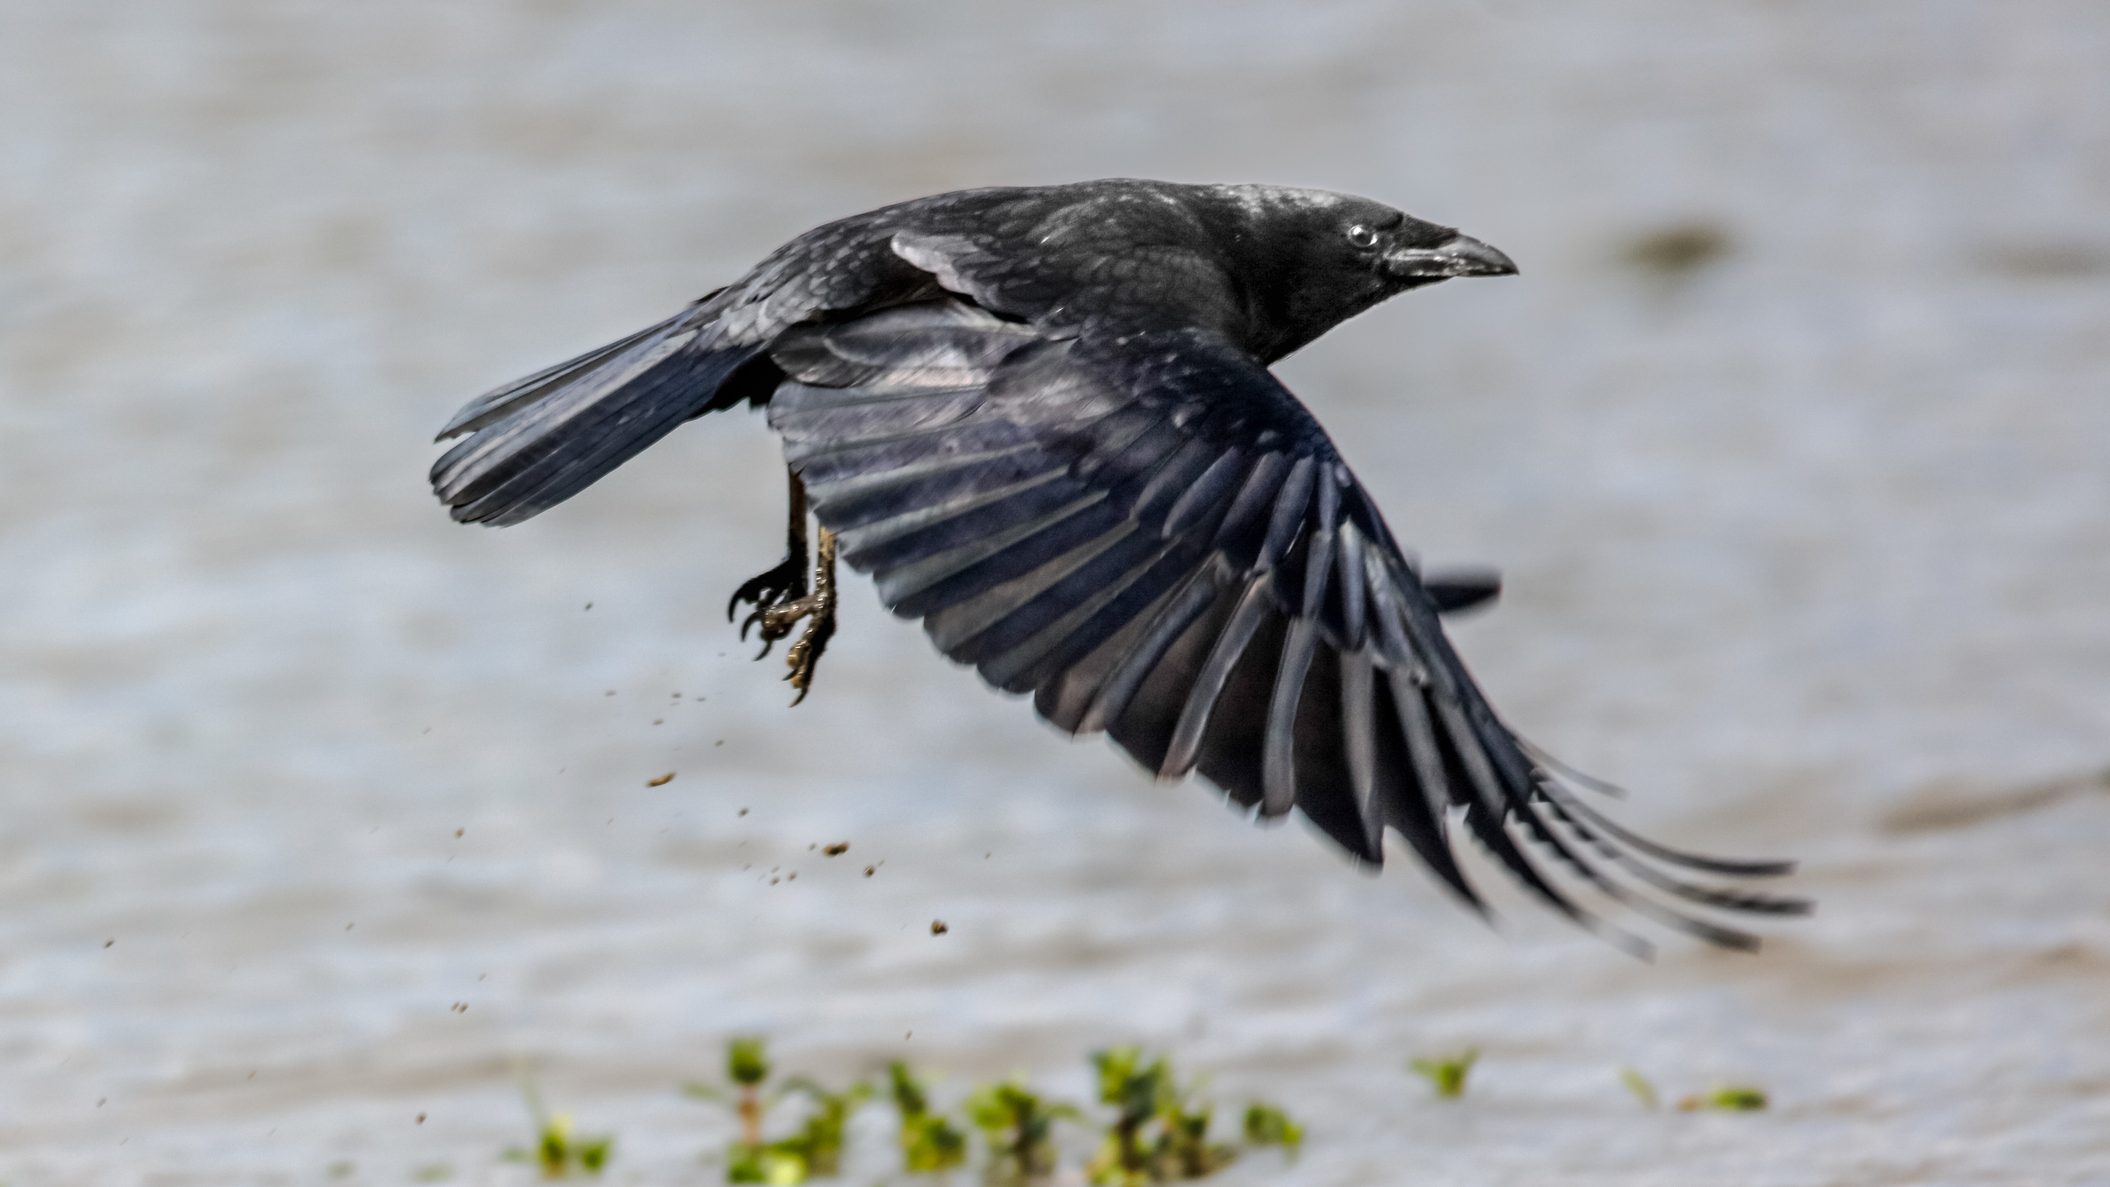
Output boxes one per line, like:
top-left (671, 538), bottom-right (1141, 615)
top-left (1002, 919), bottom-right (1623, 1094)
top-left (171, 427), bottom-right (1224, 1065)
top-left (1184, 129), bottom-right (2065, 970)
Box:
top-left (1384, 233), bottom-right (1519, 281)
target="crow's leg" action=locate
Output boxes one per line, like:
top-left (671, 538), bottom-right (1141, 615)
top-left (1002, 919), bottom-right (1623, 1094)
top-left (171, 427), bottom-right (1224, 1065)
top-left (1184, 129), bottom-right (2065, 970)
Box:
top-left (766, 526), bottom-right (836, 705)
top-left (728, 466), bottom-right (810, 654)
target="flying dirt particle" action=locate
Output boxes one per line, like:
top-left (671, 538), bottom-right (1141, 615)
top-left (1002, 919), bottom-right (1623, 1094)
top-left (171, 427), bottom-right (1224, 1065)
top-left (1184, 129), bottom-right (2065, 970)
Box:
top-left (103, 938), bottom-right (114, 949)
top-left (714, 739), bottom-right (725, 747)
top-left (345, 922), bottom-right (355, 932)
top-left (97, 1098), bottom-right (105, 1107)
top-left (646, 772), bottom-right (675, 787)
top-left (823, 842), bottom-right (849, 857)
top-left (738, 807), bottom-right (749, 817)
top-left (584, 602), bottom-right (593, 611)
top-left (770, 877), bottom-right (781, 886)
top-left (604, 689), bottom-right (616, 697)
top-left (1617, 219), bottom-right (1734, 278)
top-left (416, 1112), bottom-right (427, 1125)
top-left (787, 871), bottom-right (797, 881)
top-left (453, 828), bottom-right (464, 839)
top-left (930, 920), bottom-right (949, 936)
top-left (864, 865), bottom-right (876, 877)
top-left (653, 718), bottom-right (664, 726)
top-left (450, 1001), bottom-right (469, 1014)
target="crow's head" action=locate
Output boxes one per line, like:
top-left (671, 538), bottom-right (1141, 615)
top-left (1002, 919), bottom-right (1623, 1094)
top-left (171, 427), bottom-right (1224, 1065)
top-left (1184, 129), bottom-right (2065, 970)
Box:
top-left (1214, 184), bottom-right (1516, 359)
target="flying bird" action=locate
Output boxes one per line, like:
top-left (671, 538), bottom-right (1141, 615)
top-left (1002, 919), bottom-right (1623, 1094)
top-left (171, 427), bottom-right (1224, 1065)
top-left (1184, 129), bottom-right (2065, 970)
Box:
top-left (431, 179), bottom-right (1804, 952)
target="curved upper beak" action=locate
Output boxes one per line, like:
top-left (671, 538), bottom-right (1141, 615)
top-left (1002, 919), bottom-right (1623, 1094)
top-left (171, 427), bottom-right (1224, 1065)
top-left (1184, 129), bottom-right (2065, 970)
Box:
top-left (1384, 233), bottom-right (1519, 281)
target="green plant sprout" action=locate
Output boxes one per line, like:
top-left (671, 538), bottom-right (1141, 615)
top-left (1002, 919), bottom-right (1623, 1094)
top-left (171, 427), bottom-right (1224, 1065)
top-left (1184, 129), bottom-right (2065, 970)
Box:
top-left (687, 1038), bottom-right (874, 1183)
top-left (1086, 1048), bottom-right (1175, 1186)
top-left (965, 1079), bottom-right (1080, 1181)
top-left (502, 1081), bottom-right (613, 1178)
top-left (1678, 1084), bottom-right (1769, 1112)
top-left (889, 1061), bottom-right (969, 1174)
top-left (1239, 1102), bottom-right (1303, 1155)
top-left (780, 1075), bottom-right (875, 1176)
top-left (1408, 1048), bottom-right (1480, 1099)
top-left (1149, 1098), bottom-right (1235, 1180)
top-left (1619, 1067), bottom-right (1661, 1110)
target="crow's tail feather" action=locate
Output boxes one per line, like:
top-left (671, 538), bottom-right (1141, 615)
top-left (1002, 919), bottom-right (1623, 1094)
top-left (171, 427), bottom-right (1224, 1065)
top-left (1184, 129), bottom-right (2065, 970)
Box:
top-left (430, 298), bottom-right (762, 526)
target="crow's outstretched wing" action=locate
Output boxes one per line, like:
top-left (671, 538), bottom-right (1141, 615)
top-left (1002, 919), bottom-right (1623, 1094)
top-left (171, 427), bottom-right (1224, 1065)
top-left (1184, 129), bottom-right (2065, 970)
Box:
top-left (769, 300), bottom-right (1804, 952)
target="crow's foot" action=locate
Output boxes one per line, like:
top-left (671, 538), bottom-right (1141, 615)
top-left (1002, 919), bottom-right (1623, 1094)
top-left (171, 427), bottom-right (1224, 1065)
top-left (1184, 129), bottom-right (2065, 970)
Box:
top-left (728, 555), bottom-right (808, 655)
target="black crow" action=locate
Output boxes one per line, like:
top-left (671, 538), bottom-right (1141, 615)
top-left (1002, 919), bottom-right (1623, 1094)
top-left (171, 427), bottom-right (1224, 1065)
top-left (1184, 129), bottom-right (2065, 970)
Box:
top-left (432, 180), bottom-right (1803, 952)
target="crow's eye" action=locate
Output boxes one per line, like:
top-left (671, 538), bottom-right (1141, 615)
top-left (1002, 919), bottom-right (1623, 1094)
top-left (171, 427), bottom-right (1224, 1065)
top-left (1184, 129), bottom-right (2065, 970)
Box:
top-left (1345, 224), bottom-right (1380, 249)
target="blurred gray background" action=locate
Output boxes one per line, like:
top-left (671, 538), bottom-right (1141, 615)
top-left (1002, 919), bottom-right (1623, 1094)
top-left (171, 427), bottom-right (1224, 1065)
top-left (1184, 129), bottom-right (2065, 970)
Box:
top-left (3, 2), bottom-right (2107, 1184)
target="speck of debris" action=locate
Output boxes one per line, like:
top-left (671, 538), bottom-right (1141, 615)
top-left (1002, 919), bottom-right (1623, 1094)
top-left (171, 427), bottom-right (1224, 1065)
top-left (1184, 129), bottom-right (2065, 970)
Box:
top-left (786, 871), bottom-right (797, 881)
top-left (653, 718), bottom-right (664, 726)
top-left (604, 689), bottom-right (617, 697)
top-left (416, 1112), bottom-right (427, 1125)
top-left (97, 1097), bottom-right (106, 1107)
top-left (345, 922), bottom-right (355, 932)
top-left (738, 807), bottom-right (749, 817)
top-left (453, 827), bottom-right (464, 839)
top-left (248, 1070), bottom-right (257, 1079)
top-left (769, 877), bottom-right (781, 886)
top-left (584, 602), bottom-right (593, 611)
top-left (646, 772), bottom-right (675, 787)
top-left (1618, 220), bottom-right (1734, 278)
top-left (450, 1001), bottom-right (468, 1014)
top-left (984, 852), bottom-right (992, 859)
top-left (930, 920), bottom-right (949, 936)
top-left (864, 865), bottom-right (876, 877)
top-left (823, 842), bottom-right (850, 857)
top-left (807, 842), bottom-right (817, 851)
top-left (671, 691), bottom-right (683, 698)
top-left (103, 938), bottom-right (114, 949)
top-left (714, 740), bottom-right (726, 748)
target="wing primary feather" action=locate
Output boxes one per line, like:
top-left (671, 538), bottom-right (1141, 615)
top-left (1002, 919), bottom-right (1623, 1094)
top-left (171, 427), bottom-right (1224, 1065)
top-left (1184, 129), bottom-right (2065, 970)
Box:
top-left (1212, 451), bottom-right (1292, 561)
top-left (1161, 578), bottom-right (1273, 778)
top-left (1536, 788), bottom-right (1812, 915)
top-left (1427, 696), bottom-right (1615, 935)
top-left (956, 529), bottom-right (1161, 675)
top-left (1080, 564), bottom-right (1225, 734)
top-left (976, 540), bottom-right (1190, 692)
top-left (1160, 451), bottom-right (1249, 538)
top-left (1334, 527), bottom-right (1370, 648)
top-left (885, 498), bottom-right (1121, 616)
top-left (1339, 650), bottom-right (1383, 857)
top-left (1383, 673), bottom-right (1486, 911)
top-left (1535, 777), bottom-right (1800, 878)
top-left (1261, 457), bottom-right (1315, 565)
top-left (1263, 618), bottom-right (1321, 817)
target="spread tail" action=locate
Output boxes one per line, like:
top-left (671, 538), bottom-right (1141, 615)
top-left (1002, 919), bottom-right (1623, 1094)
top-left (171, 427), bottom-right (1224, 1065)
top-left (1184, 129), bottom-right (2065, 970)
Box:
top-left (430, 297), bottom-right (762, 526)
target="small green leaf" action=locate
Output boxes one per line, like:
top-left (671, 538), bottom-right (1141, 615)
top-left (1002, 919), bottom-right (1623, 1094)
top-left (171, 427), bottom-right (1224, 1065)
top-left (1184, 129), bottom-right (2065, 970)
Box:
top-left (728, 1037), bottom-right (772, 1087)
top-left (1241, 1101), bottom-right (1303, 1153)
top-left (1680, 1084), bottom-right (1769, 1112)
top-left (1408, 1048), bottom-right (1480, 1100)
top-left (1619, 1067), bottom-right (1660, 1110)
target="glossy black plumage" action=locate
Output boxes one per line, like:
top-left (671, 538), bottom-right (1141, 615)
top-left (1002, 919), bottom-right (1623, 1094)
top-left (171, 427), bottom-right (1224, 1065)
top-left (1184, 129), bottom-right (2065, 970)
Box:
top-left (432, 179), bottom-right (1805, 951)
